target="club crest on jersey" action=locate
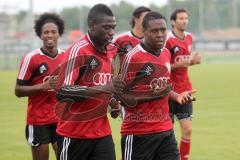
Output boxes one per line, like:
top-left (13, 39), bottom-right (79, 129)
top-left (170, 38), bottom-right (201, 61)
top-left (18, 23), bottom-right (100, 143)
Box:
top-left (39, 63), bottom-right (48, 74)
top-left (125, 44), bottom-right (133, 52)
top-left (145, 65), bottom-right (154, 75)
top-left (172, 46), bottom-right (180, 55)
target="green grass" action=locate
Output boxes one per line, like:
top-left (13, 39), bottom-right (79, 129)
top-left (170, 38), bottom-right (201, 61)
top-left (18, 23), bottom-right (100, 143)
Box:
top-left (1, 64), bottom-right (240, 160)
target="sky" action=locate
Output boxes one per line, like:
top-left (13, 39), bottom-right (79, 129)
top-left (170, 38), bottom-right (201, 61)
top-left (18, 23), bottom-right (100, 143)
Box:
top-left (0, 0), bottom-right (168, 13)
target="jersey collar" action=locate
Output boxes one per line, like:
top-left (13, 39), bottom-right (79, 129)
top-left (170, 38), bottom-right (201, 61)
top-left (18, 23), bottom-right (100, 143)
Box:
top-left (139, 43), bottom-right (162, 57)
top-left (130, 30), bottom-right (143, 40)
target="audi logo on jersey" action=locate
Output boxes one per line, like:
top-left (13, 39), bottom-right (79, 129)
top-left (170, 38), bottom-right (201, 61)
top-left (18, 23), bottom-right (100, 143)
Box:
top-left (150, 77), bottom-right (170, 90)
top-left (93, 73), bottom-right (113, 86)
top-left (174, 55), bottom-right (190, 63)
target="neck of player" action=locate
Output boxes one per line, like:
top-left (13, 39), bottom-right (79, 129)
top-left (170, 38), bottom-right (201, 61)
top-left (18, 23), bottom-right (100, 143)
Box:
top-left (42, 46), bottom-right (58, 57)
top-left (89, 33), bottom-right (107, 53)
top-left (173, 27), bottom-right (185, 40)
top-left (143, 41), bottom-right (161, 56)
top-left (132, 26), bottom-right (144, 39)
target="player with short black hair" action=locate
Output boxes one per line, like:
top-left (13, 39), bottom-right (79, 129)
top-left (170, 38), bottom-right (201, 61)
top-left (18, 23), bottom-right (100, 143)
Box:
top-left (165, 8), bottom-right (201, 160)
top-left (55, 4), bottom-right (124, 160)
top-left (15, 12), bottom-right (65, 160)
top-left (87, 3), bottom-right (114, 26)
top-left (117, 11), bottom-right (195, 160)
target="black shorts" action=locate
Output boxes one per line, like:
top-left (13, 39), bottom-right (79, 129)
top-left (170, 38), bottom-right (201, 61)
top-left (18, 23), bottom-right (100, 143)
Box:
top-left (121, 130), bottom-right (179, 160)
top-left (25, 123), bottom-right (58, 147)
top-left (169, 99), bottom-right (193, 122)
top-left (57, 134), bottom-right (115, 160)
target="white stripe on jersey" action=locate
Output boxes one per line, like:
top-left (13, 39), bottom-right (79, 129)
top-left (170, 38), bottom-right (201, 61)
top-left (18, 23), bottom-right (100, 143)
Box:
top-left (119, 46), bottom-right (140, 80)
top-left (64, 40), bottom-right (88, 86)
top-left (18, 49), bottom-right (39, 80)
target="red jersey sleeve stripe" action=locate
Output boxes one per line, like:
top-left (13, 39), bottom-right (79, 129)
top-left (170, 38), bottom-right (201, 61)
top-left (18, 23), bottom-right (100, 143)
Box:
top-left (120, 46), bottom-right (140, 80)
top-left (64, 40), bottom-right (88, 86)
top-left (18, 50), bottom-right (39, 80)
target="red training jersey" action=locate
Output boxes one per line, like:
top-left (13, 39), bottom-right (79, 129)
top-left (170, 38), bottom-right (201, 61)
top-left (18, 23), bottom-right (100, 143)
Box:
top-left (113, 31), bottom-right (142, 63)
top-left (56, 33), bottom-right (117, 139)
top-left (17, 48), bottom-right (65, 125)
top-left (165, 31), bottom-right (193, 93)
top-left (119, 44), bottom-right (173, 135)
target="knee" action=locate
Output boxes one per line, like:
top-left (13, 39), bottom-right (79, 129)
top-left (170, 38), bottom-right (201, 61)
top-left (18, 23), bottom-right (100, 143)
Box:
top-left (182, 125), bottom-right (192, 137)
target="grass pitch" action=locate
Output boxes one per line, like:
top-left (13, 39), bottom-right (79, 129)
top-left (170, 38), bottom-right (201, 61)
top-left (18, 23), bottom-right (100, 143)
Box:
top-left (0, 63), bottom-right (240, 160)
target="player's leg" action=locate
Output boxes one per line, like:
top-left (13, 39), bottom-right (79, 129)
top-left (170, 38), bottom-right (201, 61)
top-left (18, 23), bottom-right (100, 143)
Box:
top-left (31, 144), bottom-right (49, 160)
top-left (52, 142), bottom-right (58, 158)
top-left (179, 119), bottom-right (192, 160)
top-left (50, 123), bottom-right (58, 158)
top-left (89, 135), bottom-right (115, 160)
top-left (26, 124), bottom-right (52, 160)
top-left (153, 130), bottom-right (180, 160)
top-left (176, 102), bottom-right (193, 160)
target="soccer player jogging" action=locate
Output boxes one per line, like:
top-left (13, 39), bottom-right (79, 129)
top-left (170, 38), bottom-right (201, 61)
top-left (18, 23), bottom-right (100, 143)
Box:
top-left (15, 13), bottom-right (65, 160)
top-left (54, 4), bottom-right (124, 160)
top-left (165, 8), bottom-right (201, 160)
top-left (117, 11), bottom-right (195, 160)
top-left (110, 6), bottom-right (151, 118)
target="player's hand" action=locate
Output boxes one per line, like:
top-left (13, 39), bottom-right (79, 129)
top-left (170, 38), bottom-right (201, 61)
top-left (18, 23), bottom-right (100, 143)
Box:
top-left (109, 98), bottom-right (121, 119)
top-left (41, 78), bottom-right (51, 91)
top-left (176, 89), bottom-right (197, 104)
top-left (112, 75), bottom-right (126, 94)
top-left (178, 59), bottom-right (191, 68)
top-left (191, 53), bottom-right (202, 65)
top-left (49, 75), bottom-right (59, 90)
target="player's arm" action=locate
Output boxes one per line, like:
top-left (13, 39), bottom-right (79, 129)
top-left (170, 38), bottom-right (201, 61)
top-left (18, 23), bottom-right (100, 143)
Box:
top-left (171, 53), bottom-right (202, 71)
top-left (56, 78), bottom-right (125, 101)
top-left (15, 54), bottom-right (51, 97)
top-left (171, 59), bottom-right (190, 70)
top-left (169, 89), bottom-right (197, 104)
top-left (15, 80), bottom-right (51, 97)
top-left (113, 84), bottom-right (172, 108)
top-left (190, 53), bottom-right (201, 65)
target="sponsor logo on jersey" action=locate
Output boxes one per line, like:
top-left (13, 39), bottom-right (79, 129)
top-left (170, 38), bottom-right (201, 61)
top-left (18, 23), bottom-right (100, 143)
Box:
top-left (150, 76), bottom-right (170, 90)
top-left (93, 73), bottom-right (113, 86)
